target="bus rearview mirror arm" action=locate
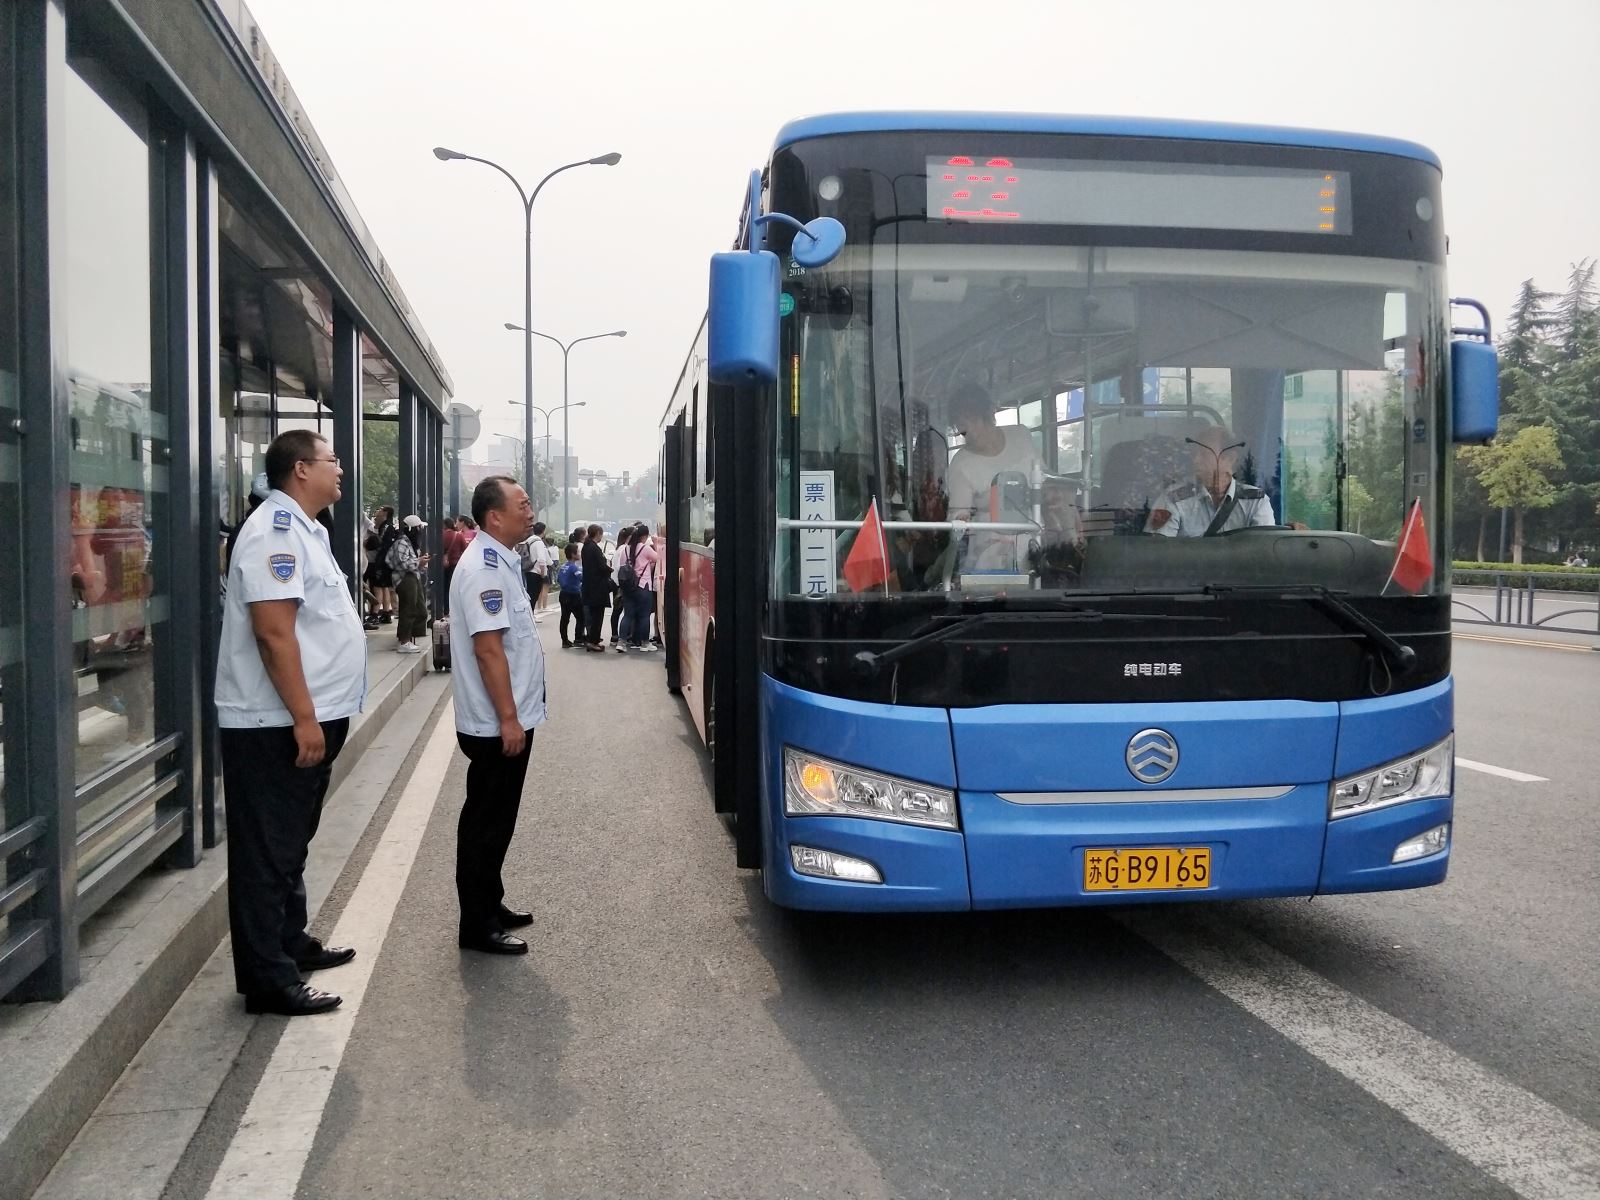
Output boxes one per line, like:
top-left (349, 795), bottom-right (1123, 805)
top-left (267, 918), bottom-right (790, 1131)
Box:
top-left (709, 173), bottom-right (848, 386)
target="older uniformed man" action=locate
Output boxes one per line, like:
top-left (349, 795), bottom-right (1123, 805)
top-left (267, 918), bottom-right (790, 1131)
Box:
top-left (216, 430), bottom-right (366, 1016)
top-left (1147, 425), bottom-right (1276, 537)
top-left (450, 475), bottom-right (546, 954)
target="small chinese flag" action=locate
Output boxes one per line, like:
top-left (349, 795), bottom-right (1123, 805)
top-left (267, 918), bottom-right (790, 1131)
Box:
top-left (843, 498), bottom-right (891, 593)
top-left (1389, 498), bottom-right (1433, 594)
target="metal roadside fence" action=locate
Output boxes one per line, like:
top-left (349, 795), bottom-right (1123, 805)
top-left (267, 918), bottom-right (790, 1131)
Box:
top-left (1451, 569), bottom-right (1600, 636)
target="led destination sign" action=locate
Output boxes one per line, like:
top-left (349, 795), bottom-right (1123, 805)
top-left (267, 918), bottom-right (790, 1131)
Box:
top-left (927, 155), bottom-right (1351, 235)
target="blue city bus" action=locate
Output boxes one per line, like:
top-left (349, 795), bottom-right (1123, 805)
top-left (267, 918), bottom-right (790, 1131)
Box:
top-left (658, 112), bottom-right (1498, 911)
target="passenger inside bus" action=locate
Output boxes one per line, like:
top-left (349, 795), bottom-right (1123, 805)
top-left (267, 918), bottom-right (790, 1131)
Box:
top-left (943, 383), bottom-right (1043, 524)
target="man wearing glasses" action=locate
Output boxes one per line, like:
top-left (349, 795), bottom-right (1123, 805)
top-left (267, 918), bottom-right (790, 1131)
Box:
top-left (1146, 424), bottom-right (1277, 537)
top-left (215, 431), bottom-right (367, 1016)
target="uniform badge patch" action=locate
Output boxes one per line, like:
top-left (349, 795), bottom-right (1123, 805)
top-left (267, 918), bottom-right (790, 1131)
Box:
top-left (480, 588), bottom-right (504, 614)
top-left (269, 553), bottom-right (297, 582)
top-left (482, 547), bottom-right (499, 568)
top-left (272, 509), bottom-right (292, 530)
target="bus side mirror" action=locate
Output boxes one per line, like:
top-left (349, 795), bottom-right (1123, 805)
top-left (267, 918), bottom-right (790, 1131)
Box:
top-left (1450, 339), bottom-right (1499, 443)
top-left (1448, 298), bottom-right (1498, 444)
top-left (708, 250), bottom-right (780, 386)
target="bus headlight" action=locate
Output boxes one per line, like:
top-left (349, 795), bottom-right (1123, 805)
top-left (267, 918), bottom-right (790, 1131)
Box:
top-left (783, 747), bottom-right (959, 831)
top-left (1329, 734), bottom-right (1453, 819)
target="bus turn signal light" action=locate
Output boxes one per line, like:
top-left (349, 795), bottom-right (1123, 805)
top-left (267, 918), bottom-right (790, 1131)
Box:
top-left (784, 747), bottom-right (958, 831)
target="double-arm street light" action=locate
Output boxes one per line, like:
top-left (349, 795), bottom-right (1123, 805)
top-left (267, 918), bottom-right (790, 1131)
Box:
top-left (503, 325), bottom-right (625, 531)
top-left (506, 398), bottom-right (588, 517)
top-left (431, 143), bottom-right (620, 510)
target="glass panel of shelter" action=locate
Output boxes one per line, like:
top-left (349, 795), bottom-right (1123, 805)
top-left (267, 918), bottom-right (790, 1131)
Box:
top-left (59, 54), bottom-right (168, 861)
top-left (0, 0), bottom-right (20, 950)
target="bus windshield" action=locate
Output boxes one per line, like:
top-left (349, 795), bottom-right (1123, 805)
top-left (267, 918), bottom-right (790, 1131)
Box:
top-left (768, 104), bottom-right (1459, 614)
top-left (773, 243), bottom-right (1447, 605)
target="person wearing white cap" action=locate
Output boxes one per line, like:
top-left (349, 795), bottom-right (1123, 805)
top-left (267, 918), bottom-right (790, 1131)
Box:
top-left (386, 514), bottom-right (431, 653)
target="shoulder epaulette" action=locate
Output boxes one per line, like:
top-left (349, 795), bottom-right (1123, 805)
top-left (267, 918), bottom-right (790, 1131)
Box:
top-left (482, 546), bottom-right (500, 568)
top-left (1168, 482), bottom-right (1201, 502)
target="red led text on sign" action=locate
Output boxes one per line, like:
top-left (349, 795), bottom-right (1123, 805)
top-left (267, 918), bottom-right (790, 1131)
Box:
top-left (938, 153), bottom-right (1025, 221)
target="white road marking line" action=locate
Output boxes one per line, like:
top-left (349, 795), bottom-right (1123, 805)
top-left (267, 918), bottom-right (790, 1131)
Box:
top-left (1120, 910), bottom-right (1600, 1200)
top-left (204, 703), bottom-right (458, 1200)
top-left (1456, 757), bottom-right (1549, 783)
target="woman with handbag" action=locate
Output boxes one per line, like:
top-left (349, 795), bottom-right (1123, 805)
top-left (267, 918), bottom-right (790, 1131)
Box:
top-left (387, 515), bottom-right (431, 655)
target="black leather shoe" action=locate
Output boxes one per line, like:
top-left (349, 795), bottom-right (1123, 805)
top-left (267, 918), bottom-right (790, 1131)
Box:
top-left (295, 944), bottom-right (356, 972)
top-left (458, 930), bottom-right (528, 955)
top-left (244, 982), bottom-right (342, 1016)
top-left (497, 906), bottom-right (534, 929)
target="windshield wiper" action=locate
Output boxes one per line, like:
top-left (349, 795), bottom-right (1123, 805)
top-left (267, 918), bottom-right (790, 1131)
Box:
top-left (851, 604), bottom-right (1220, 678)
top-left (1201, 584), bottom-right (1417, 673)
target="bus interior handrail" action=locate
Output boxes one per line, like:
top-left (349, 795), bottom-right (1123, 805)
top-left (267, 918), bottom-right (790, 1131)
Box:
top-left (776, 518), bottom-right (1040, 534)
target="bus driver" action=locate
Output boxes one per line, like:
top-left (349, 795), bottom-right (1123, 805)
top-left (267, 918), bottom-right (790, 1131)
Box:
top-left (1146, 424), bottom-right (1276, 537)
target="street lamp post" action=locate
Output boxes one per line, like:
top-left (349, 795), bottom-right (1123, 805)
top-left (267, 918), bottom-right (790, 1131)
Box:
top-left (503, 325), bottom-right (626, 531)
top-left (506, 399), bottom-right (588, 518)
top-left (432, 144), bottom-right (620, 505)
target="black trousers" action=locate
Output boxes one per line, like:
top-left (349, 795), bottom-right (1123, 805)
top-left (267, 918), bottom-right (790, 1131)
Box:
top-left (456, 730), bottom-right (534, 937)
top-left (558, 591), bottom-right (583, 644)
top-left (584, 601), bottom-right (608, 646)
top-left (221, 719), bottom-right (350, 994)
top-left (396, 572), bottom-right (428, 641)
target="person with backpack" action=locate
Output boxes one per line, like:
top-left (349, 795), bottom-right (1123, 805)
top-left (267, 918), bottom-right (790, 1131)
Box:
top-left (616, 524), bottom-right (659, 652)
top-left (386, 515), bottom-right (431, 654)
top-left (517, 521), bottom-right (553, 621)
top-left (366, 506), bottom-right (397, 624)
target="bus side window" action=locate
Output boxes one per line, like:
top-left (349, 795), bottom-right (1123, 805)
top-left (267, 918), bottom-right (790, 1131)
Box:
top-left (690, 382), bottom-right (700, 493)
top-left (704, 386), bottom-right (715, 485)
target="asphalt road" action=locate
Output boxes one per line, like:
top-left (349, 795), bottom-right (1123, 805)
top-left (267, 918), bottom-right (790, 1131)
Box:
top-left (162, 625), bottom-right (1595, 1200)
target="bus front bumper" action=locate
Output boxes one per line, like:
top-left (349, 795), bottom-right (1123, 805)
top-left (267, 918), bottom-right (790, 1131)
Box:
top-left (764, 792), bottom-right (1453, 912)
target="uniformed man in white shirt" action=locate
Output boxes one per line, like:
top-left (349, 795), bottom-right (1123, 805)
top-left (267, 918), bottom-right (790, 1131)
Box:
top-left (1147, 425), bottom-right (1277, 537)
top-left (449, 475), bottom-right (547, 954)
top-left (216, 430), bottom-right (367, 1016)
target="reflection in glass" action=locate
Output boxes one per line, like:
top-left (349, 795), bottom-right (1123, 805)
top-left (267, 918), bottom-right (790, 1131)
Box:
top-left (60, 59), bottom-right (165, 861)
top-left (0, 0), bottom-right (18, 941)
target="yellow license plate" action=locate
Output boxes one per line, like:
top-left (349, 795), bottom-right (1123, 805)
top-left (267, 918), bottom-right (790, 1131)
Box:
top-left (1083, 847), bottom-right (1211, 892)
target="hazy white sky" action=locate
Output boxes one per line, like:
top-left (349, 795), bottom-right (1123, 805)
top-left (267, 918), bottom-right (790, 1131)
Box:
top-left (246, 0), bottom-right (1599, 476)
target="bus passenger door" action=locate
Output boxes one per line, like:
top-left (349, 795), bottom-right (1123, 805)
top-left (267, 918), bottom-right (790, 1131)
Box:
top-left (713, 378), bottom-right (765, 868)
top-left (662, 417), bottom-right (684, 693)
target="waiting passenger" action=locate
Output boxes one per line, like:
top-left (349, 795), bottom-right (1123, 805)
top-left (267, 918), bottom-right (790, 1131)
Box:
top-left (1147, 426), bottom-right (1275, 537)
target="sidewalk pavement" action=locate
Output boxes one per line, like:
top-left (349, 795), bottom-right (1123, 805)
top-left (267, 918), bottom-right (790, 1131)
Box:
top-left (0, 631), bottom-right (435, 1200)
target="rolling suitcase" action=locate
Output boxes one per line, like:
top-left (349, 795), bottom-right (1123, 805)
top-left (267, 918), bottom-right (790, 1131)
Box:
top-left (431, 616), bottom-right (451, 670)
